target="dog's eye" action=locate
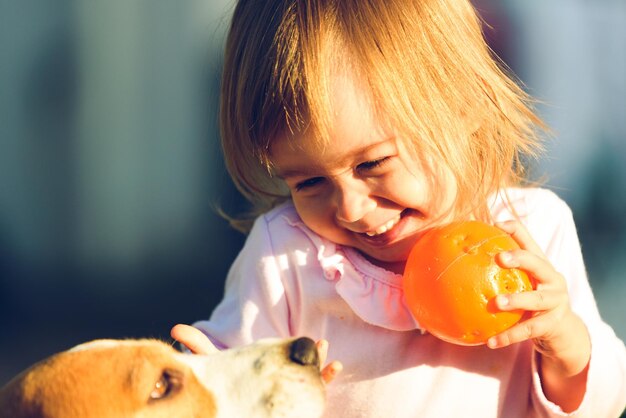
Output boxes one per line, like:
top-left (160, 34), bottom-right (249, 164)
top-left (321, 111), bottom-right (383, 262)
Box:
top-left (150, 377), bottom-right (169, 400)
top-left (149, 369), bottom-right (183, 402)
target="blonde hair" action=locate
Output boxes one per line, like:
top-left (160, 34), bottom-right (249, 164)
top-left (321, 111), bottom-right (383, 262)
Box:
top-left (220, 0), bottom-right (546, 232)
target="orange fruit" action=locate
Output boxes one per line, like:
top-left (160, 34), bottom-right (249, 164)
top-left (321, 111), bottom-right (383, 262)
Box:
top-left (403, 221), bottom-right (533, 346)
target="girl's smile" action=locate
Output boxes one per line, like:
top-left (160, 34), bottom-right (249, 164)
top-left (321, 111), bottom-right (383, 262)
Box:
top-left (364, 211), bottom-right (402, 237)
top-left (270, 73), bottom-right (458, 274)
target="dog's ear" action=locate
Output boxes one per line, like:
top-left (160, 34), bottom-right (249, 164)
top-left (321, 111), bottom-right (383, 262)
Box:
top-left (0, 353), bottom-right (66, 418)
top-left (0, 372), bottom-right (45, 418)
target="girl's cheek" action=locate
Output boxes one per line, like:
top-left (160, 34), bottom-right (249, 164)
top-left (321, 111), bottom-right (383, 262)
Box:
top-left (294, 198), bottom-right (328, 226)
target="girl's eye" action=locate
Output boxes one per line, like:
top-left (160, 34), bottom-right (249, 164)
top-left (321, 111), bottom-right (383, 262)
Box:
top-left (357, 157), bottom-right (390, 172)
top-left (295, 177), bottom-right (324, 191)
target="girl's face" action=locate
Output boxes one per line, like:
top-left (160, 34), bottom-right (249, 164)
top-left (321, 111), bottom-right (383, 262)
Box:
top-left (270, 74), bottom-right (458, 274)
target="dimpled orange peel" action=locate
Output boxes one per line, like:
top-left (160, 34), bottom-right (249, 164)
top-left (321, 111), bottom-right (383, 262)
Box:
top-left (403, 221), bottom-right (533, 346)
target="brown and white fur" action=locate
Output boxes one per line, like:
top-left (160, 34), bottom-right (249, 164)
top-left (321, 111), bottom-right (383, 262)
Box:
top-left (0, 337), bottom-right (325, 418)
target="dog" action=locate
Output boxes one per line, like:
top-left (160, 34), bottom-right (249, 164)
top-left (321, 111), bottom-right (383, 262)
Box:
top-left (0, 337), bottom-right (326, 418)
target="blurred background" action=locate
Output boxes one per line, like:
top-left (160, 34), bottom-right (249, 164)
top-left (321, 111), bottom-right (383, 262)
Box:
top-left (1, 0), bottom-right (625, 394)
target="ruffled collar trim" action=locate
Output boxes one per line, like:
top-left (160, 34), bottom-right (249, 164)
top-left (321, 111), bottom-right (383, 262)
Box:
top-left (276, 189), bottom-right (525, 333)
top-left (284, 211), bottom-right (423, 332)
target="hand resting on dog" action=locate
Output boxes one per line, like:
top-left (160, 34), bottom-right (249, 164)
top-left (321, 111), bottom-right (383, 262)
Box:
top-left (170, 323), bottom-right (343, 384)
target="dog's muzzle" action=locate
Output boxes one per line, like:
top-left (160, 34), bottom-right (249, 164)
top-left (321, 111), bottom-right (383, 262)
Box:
top-left (289, 337), bottom-right (319, 368)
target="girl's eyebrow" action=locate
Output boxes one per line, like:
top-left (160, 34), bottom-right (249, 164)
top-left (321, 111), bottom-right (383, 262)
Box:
top-left (275, 165), bottom-right (353, 181)
top-left (273, 137), bottom-right (396, 180)
top-left (272, 167), bottom-right (312, 180)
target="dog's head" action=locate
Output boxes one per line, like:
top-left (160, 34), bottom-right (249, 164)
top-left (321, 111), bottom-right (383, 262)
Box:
top-left (0, 337), bottom-right (325, 418)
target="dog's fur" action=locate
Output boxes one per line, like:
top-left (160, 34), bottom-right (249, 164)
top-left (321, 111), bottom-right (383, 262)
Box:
top-left (0, 337), bottom-right (325, 418)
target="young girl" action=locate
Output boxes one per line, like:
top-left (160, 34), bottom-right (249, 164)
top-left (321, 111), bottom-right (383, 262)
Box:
top-left (172, 0), bottom-right (626, 416)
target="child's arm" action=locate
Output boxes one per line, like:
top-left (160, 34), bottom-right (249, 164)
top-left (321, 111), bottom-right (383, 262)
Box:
top-left (487, 220), bottom-right (591, 412)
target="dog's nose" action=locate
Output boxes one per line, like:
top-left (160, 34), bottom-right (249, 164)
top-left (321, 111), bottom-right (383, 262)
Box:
top-left (289, 337), bottom-right (319, 367)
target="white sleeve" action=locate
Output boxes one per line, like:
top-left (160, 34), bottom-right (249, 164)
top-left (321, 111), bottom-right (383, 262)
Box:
top-left (192, 214), bottom-right (292, 349)
top-left (526, 189), bottom-right (626, 417)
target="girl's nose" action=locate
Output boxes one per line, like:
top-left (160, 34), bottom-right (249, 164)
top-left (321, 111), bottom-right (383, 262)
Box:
top-left (334, 184), bottom-right (376, 224)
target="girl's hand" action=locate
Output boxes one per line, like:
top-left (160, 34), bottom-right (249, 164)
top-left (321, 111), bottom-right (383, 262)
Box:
top-left (316, 339), bottom-right (344, 384)
top-left (170, 323), bottom-right (219, 354)
top-left (487, 221), bottom-right (591, 411)
top-left (170, 324), bottom-right (343, 384)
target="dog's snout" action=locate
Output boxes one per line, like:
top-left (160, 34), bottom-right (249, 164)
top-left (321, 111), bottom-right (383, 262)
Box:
top-left (289, 337), bottom-right (319, 367)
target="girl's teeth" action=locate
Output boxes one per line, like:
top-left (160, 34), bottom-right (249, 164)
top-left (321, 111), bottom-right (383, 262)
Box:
top-left (366, 214), bottom-right (401, 237)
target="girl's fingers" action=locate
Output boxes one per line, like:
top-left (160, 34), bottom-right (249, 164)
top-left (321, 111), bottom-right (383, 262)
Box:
top-left (316, 339), bottom-right (329, 366)
top-left (495, 287), bottom-right (565, 312)
top-left (321, 360), bottom-right (343, 384)
top-left (316, 339), bottom-right (343, 383)
top-left (487, 311), bottom-right (555, 349)
top-left (497, 248), bottom-right (565, 288)
top-left (496, 220), bottom-right (545, 257)
top-left (170, 324), bottom-right (219, 354)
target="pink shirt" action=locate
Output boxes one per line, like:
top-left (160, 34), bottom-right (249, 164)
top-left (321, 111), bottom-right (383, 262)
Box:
top-left (194, 188), bottom-right (626, 417)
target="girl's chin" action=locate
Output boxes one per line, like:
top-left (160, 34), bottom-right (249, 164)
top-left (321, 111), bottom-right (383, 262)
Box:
top-left (363, 254), bottom-right (407, 274)
top-left (357, 246), bottom-right (413, 274)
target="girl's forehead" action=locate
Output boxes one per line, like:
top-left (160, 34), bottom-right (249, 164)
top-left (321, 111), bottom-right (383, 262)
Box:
top-left (268, 75), bottom-right (407, 182)
top-left (275, 72), bottom-right (387, 147)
